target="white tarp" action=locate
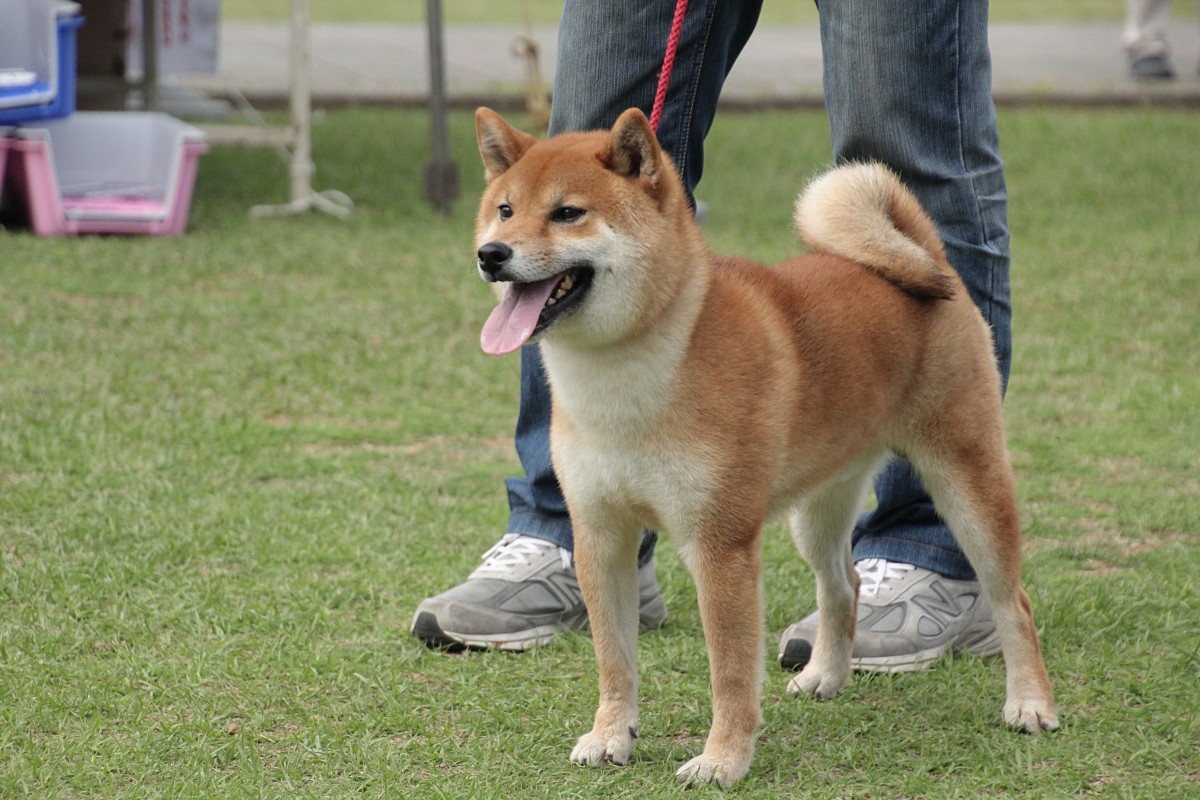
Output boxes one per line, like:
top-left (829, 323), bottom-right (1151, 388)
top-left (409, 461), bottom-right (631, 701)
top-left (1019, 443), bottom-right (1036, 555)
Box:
top-left (125, 0), bottom-right (219, 76)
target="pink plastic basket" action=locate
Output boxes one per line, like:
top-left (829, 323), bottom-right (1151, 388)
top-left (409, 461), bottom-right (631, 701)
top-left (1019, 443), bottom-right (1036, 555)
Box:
top-left (0, 134), bottom-right (9, 208)
top-left (5, 112), bottom-right (208, 236)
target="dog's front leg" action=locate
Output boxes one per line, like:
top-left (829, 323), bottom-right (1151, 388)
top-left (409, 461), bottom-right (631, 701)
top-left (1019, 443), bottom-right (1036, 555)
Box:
top-left (676, 536), bottom-right (765, 789)
top-left (570, 520), bottom-right (643, 769)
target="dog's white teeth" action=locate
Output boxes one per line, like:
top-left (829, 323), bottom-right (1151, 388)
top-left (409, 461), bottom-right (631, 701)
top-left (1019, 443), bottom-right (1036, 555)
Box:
top-left (550, 273), bottom-right (575, 304)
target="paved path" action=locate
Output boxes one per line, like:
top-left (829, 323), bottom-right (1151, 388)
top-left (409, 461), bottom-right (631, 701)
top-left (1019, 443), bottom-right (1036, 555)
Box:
top-left (176, 20), bottom-right (1200, 107)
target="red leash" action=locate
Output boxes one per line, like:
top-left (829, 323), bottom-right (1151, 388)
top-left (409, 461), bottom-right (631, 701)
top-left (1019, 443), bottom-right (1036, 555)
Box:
top-left (649, 0), bottom-right (690, 134)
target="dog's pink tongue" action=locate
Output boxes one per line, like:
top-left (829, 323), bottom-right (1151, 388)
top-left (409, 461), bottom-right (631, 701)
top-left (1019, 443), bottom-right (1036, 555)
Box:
top-left (480, 276), bottom-right (560, 356)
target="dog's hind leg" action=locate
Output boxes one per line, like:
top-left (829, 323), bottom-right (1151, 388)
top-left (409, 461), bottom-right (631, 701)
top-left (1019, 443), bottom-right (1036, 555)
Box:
top-left (570, 517), bottom-right (644, 769)
top-left (675, 523), bottom-right (767, 788)
top-left (785, 467), bottom-right (876, 698)
top-left (911, 442), bottom-right (1059, 734)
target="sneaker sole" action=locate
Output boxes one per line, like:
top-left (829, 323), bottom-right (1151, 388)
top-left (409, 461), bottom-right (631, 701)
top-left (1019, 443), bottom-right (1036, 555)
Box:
top-left (780, 643), bottom-right (951, 674)
top-left (852, 644), bottom-right (952, 673)
top-left (412, 611), bottom-right (561, 652)
top-left (412, 595), bottom-right (669, 654)
top-left (855, 632), bottom-right (1002, 672)
top-left (778, 628), bottom-right (1001, 673)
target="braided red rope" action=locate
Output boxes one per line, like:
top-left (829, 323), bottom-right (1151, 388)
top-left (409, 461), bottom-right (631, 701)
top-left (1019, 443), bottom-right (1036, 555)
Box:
top-left (649, 0), bottom-right (690, 134)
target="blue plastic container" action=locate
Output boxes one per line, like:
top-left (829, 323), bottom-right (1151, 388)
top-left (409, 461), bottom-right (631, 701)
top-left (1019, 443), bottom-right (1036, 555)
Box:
top-left (0, 1), bottom-right (84, 124)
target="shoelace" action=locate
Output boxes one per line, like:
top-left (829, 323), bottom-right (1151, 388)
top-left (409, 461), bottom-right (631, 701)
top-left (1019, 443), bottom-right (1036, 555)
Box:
top-left (856, 558), bottom-right (915, 599)
top-left (477, 533), bottom-right (572, 574)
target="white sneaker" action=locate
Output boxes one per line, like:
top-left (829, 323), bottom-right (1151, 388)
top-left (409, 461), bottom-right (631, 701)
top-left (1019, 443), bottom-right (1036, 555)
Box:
top-left (778, 558), bottom-right (1000, 673)
top-left (412, 533), bottom-right (668, 651)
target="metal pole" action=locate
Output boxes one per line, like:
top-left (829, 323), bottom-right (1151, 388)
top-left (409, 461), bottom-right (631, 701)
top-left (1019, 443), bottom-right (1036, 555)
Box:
top-left (142, 0), bottom-right (159, 109)
top-left (424, 0), bottom-right (458, 214)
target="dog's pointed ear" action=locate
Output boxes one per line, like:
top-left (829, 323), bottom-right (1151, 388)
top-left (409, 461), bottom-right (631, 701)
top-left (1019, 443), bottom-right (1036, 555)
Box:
top-left (476, 107), bottom-right (538, 183)
top-left (603, 108), bottom-right (661, 184)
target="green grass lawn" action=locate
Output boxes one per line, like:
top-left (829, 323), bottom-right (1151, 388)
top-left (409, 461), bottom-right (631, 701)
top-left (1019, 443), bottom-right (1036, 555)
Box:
top-left (1, 107), bottom-right (1198, 798)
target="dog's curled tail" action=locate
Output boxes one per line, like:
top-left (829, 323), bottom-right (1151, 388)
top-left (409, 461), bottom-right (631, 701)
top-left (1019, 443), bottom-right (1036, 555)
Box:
top-left (794, 163), bottom-right (956, 300)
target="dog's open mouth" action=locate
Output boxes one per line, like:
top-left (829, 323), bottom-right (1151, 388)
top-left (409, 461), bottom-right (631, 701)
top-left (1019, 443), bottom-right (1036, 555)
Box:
top-left (480, 267), bottom-right (594, 356)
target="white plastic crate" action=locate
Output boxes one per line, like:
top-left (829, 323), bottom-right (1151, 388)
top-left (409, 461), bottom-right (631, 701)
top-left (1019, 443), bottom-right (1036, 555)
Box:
top-left (4, 112), bottom-right (209, 236)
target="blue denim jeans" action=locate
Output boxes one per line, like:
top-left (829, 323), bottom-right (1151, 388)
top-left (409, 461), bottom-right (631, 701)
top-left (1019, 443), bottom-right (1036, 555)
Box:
top-left (504, 0), bottom-right (1011, 581)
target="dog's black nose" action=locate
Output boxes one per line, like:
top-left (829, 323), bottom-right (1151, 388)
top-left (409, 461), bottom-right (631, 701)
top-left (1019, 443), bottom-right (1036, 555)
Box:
top-left (477, 242), bottom-right (513, 279)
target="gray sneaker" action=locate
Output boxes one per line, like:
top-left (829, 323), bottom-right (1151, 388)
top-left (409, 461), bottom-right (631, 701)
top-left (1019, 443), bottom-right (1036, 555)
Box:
top-left (778, 558), bottom-right (1000, 673)
top-left (411, 533), bottom-right (668, 651)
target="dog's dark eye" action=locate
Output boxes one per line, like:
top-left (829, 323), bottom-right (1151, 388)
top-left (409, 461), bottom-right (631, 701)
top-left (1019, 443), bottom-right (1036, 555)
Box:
top-left (550, 206), bottom-right (586, 223)
top-left (498, 204), bottom-right (513, 221)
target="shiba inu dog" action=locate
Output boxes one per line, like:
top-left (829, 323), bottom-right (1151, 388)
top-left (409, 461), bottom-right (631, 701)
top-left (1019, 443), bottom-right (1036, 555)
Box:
top-left (472, 107), bottom-right (1058, 788)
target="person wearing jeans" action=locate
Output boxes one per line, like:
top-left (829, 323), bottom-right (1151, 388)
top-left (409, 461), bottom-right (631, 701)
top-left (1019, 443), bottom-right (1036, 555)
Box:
top-left (414, 0), bottom-right (1011, 670)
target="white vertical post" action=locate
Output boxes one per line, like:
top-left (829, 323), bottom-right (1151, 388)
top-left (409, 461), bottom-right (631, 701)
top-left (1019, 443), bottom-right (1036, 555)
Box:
top-left (250, 0), bottom-right (352, 219)
top-left (289, 0), bottom-right (313, 204)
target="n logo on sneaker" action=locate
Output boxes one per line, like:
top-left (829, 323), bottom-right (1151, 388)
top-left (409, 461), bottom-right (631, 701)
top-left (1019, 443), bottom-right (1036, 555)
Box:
top-left (912, 580), bottom-right (975, 637)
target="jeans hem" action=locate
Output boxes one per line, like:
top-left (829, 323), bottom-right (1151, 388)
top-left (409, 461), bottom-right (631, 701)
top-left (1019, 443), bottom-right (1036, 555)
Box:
top-left (851, 533), bottom-right (977, 581)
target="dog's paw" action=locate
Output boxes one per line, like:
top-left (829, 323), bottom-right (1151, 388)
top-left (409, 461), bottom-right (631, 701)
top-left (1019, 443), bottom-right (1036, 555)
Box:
top-left (570, 726), bottom-right (637, 768)
top-left (1004, 697), bottom-right (1060, 733)
top-left (786, 660), bottom-right (848, 699)
top-left (676, 752), bottom-right (751, 789)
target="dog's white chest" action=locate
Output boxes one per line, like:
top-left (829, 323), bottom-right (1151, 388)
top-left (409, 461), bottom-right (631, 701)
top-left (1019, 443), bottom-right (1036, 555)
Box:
top-left (555, 433), bottom-right (716, 536)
